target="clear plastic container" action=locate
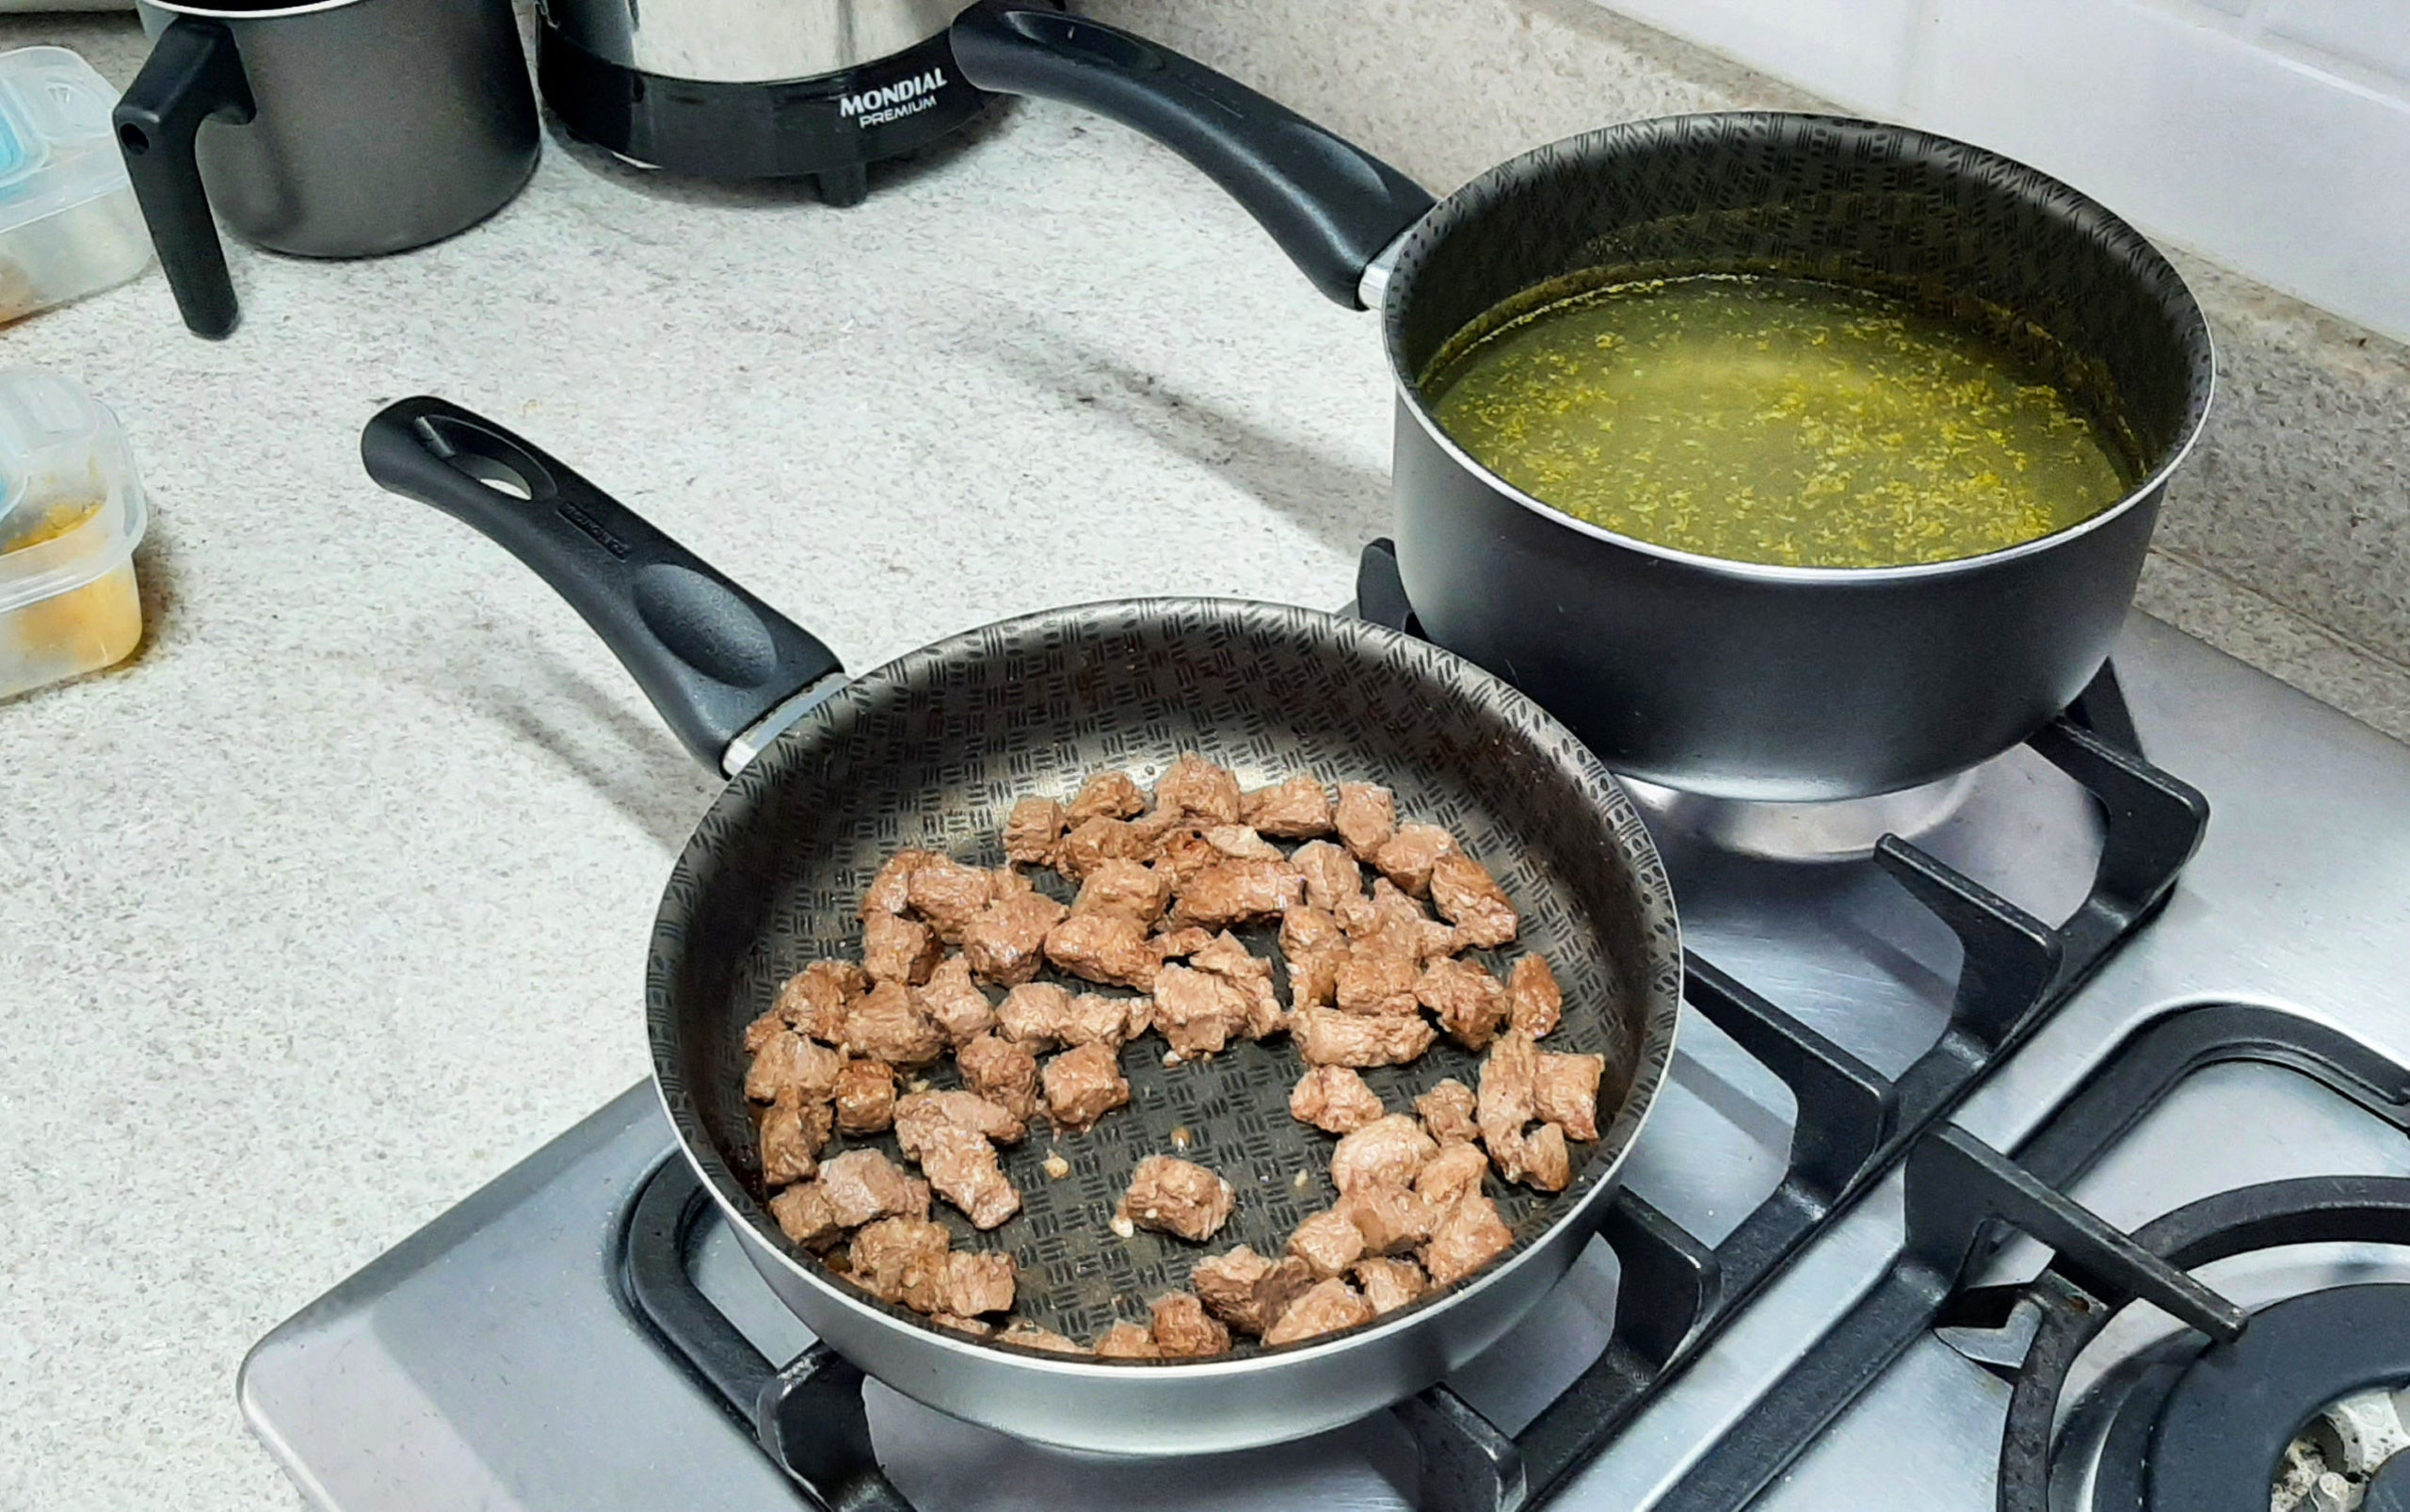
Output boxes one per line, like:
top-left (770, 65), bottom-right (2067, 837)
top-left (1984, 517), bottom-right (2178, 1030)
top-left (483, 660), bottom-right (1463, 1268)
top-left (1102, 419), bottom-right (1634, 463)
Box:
top-left (0, 47), bottom-right (152, 324)
top-left (0, 371), bottom-right (149, 700)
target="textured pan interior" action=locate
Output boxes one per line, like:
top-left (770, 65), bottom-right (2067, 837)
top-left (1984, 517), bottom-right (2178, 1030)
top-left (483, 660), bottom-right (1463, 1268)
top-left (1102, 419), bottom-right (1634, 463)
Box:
top-left (649, 599), bottom-right (1681, 1354)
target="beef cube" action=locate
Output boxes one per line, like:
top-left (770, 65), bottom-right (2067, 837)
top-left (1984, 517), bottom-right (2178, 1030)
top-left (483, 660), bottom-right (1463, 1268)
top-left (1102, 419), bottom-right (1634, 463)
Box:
top-left (1421, 1193), bottom-right (1514, 1285)
top-left (1372, 825), bottom-right (1459, 898)
top-left (910, 1122), bottom-right (1022, 1229)
top-left (1055, 816), bottom-right (1143, 879)
top-left (1294, 1007), bottom-right (1436, 1068)
top-left (930, 1312), bottom-right (995, 1338)
top-left (1152, 925), bottom-right (1213, 960)
top-left (1352, 1257), bottom-right (1427, 1315)
top-left (1535, 1051), bottom-right (1605, 1141)
top-left (998, 981), bottom-right (1077, 1049)
top-left (901, 858), bottom-right (995, 943)
top-left (817, 1149), bottom-right (932, 1227)
top-left (743, 1005), bottom-right (787, 1055)
top-left (1416, 956), bottom-right (1511, 1051)
top-left (902, 1249), bottom-right (1017, 1317)
top-left (1201, 825), bottom-right (1284, 861)
top-left (1242, 775), bottom-right (1334, 839)
top-left (1191, 1246), bottom-right (1317, 1337)
top-left (1509, 1122), bottom-right (1573, 1192)
top-left (766, 958), bottom-right (864, 1046)
top-left (1118, 1154), bottom-right (1235, 1243)
top-left (832, 1058), bottom-right (899, 1135)
top-left (961, 892), bottom-right (1069, 987)
top-left (1170, 858), bottom-right (1306, 930)
top-left (847, 1216), bottom-right (953, 1304)
top-left (1332, 783), bottom-right (1396, 861)
top-left (997, 1321), bottom-right (1088, 1355)
top-left (1152, 965), bottom-right (1246, 1059)
top-left (914, 957), bottom-right (997, 1047)
top-left (1069, 769), bottom-right (1149, 822)
top-left (1286, 1208), bottom-right (1367, 1279)
top-left (1290, 1066), bottom-right (1385, 1134)
top-left (1059, 992), bottom-right (1139, 1049)
top-left (1413, 1143), bottom-right (1491, 1211)
top-left (767, 1182), bottom-right (844, 1250)
top-left (843, 982), bottom-right (945, 1069)
top-left (1342, 880), bottom-right (1461, 961)
top-left (1041, 1041), bottom-right (1130, 1131)
top-left (1148, 828), bottom-right (1225, 887)
top-left (1289, 840), bottom-right (1363, 911)
top-left (1338, 1182), bottom-right (1437, 1256)
top-left (1509, 955), bottom-right (1563, 1038)
top-left (861, 849), bottom-right (941, 917)
top-left (1428, 852), bottom-right (1518, 949)
top-left (894, 1089), bottom-right (1028, 1148)
top-left (1153, 753), bottom-right (1243, 824)
top-left (1094, 1322), bottom-right (1160, 1359)
top-left (1188, 931), bottom-right (1285, 1039)
top-left (863, 910), bottom-right (941, 986)
top-left (746, 1031), bottom-right (845, 1103)
top-left (1071, 857), bottom-right (1172, 925)
top-left (1330, 1114), bottom-right (1438, 1194)
top-left (1149, 1293), bottom-right (1231, 1358)
top-left (1477, 1030), bottom-right (1540, 1155)
top-left (761, 1091), bottom-right (831, 1186)
top-left (1004, 796), bottom-right (1066, 865)
top-left (956, 1032), bottom-right (1039, 1121)
top-left (1045, 909), bottom-right (1161, 990)
top-left (1263, 1278), bottom-right (1374, 1345)
top-left (1415, 1079), bottom-right (1480, 1146)
top-left (1333, 937), bottom-right (1422, 1017)
top-left (1278, 907), bottom-right (1345, 1011)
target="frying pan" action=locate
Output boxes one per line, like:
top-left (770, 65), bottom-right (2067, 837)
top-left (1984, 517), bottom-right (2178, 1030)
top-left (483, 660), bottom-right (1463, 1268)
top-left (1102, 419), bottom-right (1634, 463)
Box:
top-left (359, 396), bottom-right (1683, 1455)
top-left (945, 3), bottom-right (2215, 803)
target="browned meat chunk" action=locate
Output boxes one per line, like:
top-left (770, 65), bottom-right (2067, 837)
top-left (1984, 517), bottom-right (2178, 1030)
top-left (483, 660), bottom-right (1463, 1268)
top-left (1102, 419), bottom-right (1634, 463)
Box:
top-left (1372, 824), bottom-right (1459, 898)
top-left (1417, 956), bottom-right (1511, 1051)
top-left (1333, 782), bottom-right (1396, 861)
top-left (1338, 1181), bottom-right (1437, 1255)
top-left (930, 1313), bottom-right (995, 1338)
top-left (847, 1216), bottom-right (952, 1304)
top-left (901, 1249), bottom-right (1017, 1317)
top-left (761, 1091), bottom-right (831, 1186)
top-left (1290, 840), bottom-right (1363, 912)
top-left (1341, 879), bottom-right (1460, 960)
top-left (1201, 825), bottom-right (1284, 861)
top-left (842, 981), bottom-right (945, 1069)
top-left (962, 892), bottom-right (1069, 986)
top-left (1331, 1114), bottom-right (1438, 1194)
top-left (766, 958), bottom-right (863, 1045)
top-left (913, 956), bottom-right (997, 1047)
top-left (832, 1057), bottom-right (899, 1134)
top-left (1263, 1278), bottom-right (1374, 1345)
top-left (817, 1149), bottom-right (932, 1227)
top-left (1152, 964), bottom-right (1248, 1059)
top-left (1536, 1051), bottom-right (1605, 1141)
top-left (1353, 1256), bottom-right (1427, 1315)
top-left (1149, 1293), bottom-right (1232, 1358)
top-left (1054, 816), bottom-right (1143, 879)
top-left (1295, 1007), bottom-right (1436, 1067)
top-left (1148, 827), bottom-right (1224, 887)
top-left (861, 849), bottom-right (941, 917)
top-left (863, 910), bottom-right (941, 986)
top-left (1278, 906), bottom-right (1345, 1010)
top-left (1151, 925), bottom-right (1213, 960)
top-left (1188, 931), bottom-right (1285, 1038)
top-left (1428, 852), bottom-right (1518, 948)
top-left (1170, 858), bottom-right (1305, 930)
top-left (1413, 1143), bottom-right (1491, 1211)
top-left (1070, 857), bottom-right (1172, 925)
top-left (1511, 1122), bottom-right (1573, 1192)
top-left (1068, 991), bottom-right (1145, 1048)
top-left (997, 1321), bottom-right (1087, 1355)
top-left (1191, 1246), bottom-right (1318, 1337)
top-left (1068, 769), bottom-right (1149, 822)
top-left (901, 857), bottom-right (997, 943)
top-left (894, 1089), bottom-right (1028, 1148)
top-left (1509, 955), bottom-right (1563, 1038)
top-left (768, 1182), bottom-right (844, 1250)
top-left (1243, 774), bottom-right (1334, 839)
top-left (997, 981), bottom-right (1077, 1049)
top-left (1290, 1066), bottom-right (1385, 1134)
top-left (1041, 1041), bottom-right (1130, 1131)
top-left (1333, 936), bottom-right (1422, 1017)
top-left (1004, 796), bottom-right (1066, 864)
top-left (911, 1121), bottom-right (1022, 1229)
top-left (1094, 1322), bottom-right (1161, 1359)
top-left (1421, 1192), bottom-right (1514, 1285)
top-left (1415, 1079), bottom-right (1480, 1146)
top-left (956, 1032), bottom-right (1039, 1121)
top-left (1286, 1208), bottom-right (1367, 1278)
top-left (1153, 753), bottom-right (1243, 824)
top-left (1045, 909), bottom-right (1162, 990)
top-left (746, 1031), bottom-right (845, 1103)
top-left (1119, 1154), bottom-right (1236, 1242)
top-left (1477, 1029), bottom-right (1540, 1156)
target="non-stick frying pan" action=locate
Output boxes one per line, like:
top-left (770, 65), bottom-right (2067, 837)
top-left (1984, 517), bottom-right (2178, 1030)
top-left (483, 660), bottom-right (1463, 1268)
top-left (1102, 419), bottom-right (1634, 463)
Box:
top-left (359, 396), bottom-right (1682, 1456)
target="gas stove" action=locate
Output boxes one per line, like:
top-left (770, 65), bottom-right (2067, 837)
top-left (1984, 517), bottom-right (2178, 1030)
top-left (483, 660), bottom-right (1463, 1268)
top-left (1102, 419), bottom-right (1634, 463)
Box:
top-left (240, 543), bottom-right (2410, 1511)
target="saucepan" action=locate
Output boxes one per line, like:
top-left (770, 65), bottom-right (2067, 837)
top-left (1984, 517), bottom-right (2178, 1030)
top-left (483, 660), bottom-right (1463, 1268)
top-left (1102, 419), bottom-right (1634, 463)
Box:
top-left (360, 395), bottom-right (1683, 1454)
top-left (946, 2), bottom-right (2216, 802)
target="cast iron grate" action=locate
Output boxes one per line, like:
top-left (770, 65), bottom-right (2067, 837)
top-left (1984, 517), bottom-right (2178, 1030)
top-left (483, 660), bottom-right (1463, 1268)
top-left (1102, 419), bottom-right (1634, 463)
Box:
top-left (613, 539), bottom-right (2212, 1512)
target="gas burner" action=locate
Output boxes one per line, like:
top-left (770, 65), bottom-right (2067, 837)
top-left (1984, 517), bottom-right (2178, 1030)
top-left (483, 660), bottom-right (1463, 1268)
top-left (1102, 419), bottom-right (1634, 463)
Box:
top-left (1617, 770), bottom-right (1978, 863)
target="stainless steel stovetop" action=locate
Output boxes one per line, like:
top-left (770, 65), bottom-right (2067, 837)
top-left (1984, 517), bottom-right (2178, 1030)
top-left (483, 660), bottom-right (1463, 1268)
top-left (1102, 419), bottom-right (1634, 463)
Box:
top-left (239, 612), bottom-right (2410, 1512)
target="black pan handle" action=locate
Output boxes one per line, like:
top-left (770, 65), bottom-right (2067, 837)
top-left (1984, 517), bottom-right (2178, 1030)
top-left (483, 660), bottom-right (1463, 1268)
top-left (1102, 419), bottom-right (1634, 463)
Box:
top-left (361, 397), bottom-right (844, 771)
top-left (114, 18), bottom-right (256, 340)
top-left (949, 2), bottom-right (1434, 308)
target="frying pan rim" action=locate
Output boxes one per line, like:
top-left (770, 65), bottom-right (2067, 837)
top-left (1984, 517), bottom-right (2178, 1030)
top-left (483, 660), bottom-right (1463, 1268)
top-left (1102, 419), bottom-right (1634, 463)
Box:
top-left (646, 594), bottom-right (1684, 1376)
top-left (1377, 108), bottom-right (2216, 585)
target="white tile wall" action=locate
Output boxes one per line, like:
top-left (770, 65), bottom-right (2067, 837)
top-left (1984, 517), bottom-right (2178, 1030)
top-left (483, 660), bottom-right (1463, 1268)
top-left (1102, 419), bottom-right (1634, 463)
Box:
top-left (1593, 0), bottom-right (2410, 346)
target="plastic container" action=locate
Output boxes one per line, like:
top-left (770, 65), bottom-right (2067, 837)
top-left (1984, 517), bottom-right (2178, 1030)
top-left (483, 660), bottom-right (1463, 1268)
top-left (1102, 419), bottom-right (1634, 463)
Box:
top-left (0, 47), bottom-right (152, 324)
top-left (0, 371), bottom-right (149, 699)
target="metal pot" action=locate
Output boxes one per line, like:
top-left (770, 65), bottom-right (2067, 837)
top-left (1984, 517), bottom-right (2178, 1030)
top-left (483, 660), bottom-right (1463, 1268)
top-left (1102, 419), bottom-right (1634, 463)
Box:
top-left (948, 5), bottom-right (2216, 801)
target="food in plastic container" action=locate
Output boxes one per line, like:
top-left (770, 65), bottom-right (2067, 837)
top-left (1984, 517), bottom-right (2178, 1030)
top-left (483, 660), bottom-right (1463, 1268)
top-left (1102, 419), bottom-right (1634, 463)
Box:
top-left (0, 47), bottom-right (152, 325)
top-left (0, 371), bottom-right (150, 699)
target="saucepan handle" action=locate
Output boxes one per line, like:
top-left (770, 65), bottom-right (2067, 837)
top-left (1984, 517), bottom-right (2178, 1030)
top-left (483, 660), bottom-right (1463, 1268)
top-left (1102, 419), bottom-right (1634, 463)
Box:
top-left (114, 17), bottom-right (256, 340)
top-left (948, 1), bottom-right (1435, 308)
top-left (361, 397), bottom-right (845, 774)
